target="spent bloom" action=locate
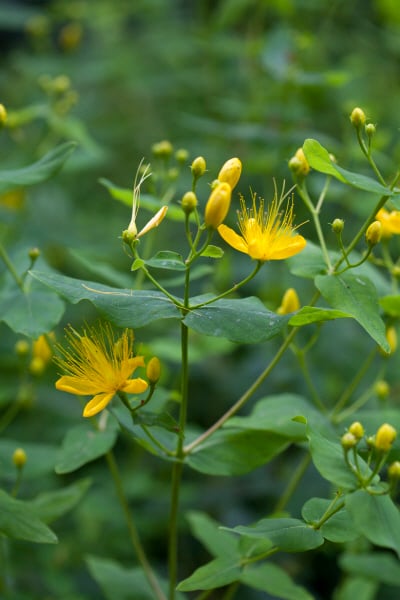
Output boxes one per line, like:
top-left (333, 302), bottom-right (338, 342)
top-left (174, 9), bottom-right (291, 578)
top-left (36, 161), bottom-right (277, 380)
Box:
top-left (55, 323), bottom-right (148, 418)
top-left (124, 161), bottom-right (168, 241)
top-left (217, 188), bottom-right (306, 261)
top-left (375, 208), bottom-right (400, 238)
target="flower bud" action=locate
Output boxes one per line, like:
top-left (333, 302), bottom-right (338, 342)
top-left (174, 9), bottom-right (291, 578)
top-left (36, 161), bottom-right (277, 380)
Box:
top-left (365, 123), bottom-right (376, 138)
top-left (191, 156), bottom-right (206, 179)
top-left (28, 247), bottom-right (40, 261)
top-left (15, 339), bottom-right (30, 357)
top-left (386, 326), bottom-right (397, 354)
top-left (332, 218), bottom-right (344, 234)
top-left (52, 75), bottom-right (71, 95)
top-left (146, 356), bottom-right (161, 384)
top-left (204, 182), bottom-right (232, 229)
top-left (175, 148), bottom-right (189, 164)
top-left (350, 107), bottom-right (366, 128)
top-left (0, 103), bottom-right (7, 127)
top-left (341, 432), bottom-right (357, 449)
top-left (181, 191), bottom-right (198, 215)
top-left (374, 379), bottom-right (390, 400)
top-left (152, 140), bottom-right (173, 159)
top-left (289, 148), bottom-right (310, 178)
top-left (277, 288), bottom-right (300, 315)
top-left (12, 448), bottom-right (27, 468)
top-left (29, 357), bottom-right (46, 376)
top-left (388, 461), bottom-right (400, 480)
top-left (217, 158), bottom-right (242, 190)
top-left (59, 22), bottom-right (83, 52)
top-left (167, 167), bottom-right (179, 181)
top-left (375, 423), bottom-right (397, 452)
top-left (348, 421), bottom-right (364, 440)
top-left (365, 221), bottom-right (382, 246)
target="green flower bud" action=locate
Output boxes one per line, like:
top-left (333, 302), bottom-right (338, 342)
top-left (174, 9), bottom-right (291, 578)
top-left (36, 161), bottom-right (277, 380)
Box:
top-left (15, 340), bottom-right (30, 357)
top-left (374, 380), bottom-right (390, 400)
top-left (191, 156), bottom-right (206, 179)
top-left (365, 123), bottom-right (376, 138)
top-left (181, 191), bottom-right (198, 215)
top-left (152, 140), bottom-right (173, 159)
top-left (366, 221), bottom-right (382, 246)
top-left (175, 148), bottom-right (189, 164)
top-left (12, 448), bottom-right (27, 468)
top-left (350, 107), bottom-right (366, 128)
top-left (341, 432), bottom-right (357, 449)
top-left (332, 218), bottom-right (344, 234)
top-left (388, 461), bottom-right (400, 480)
top-left (348, 421), bottom-right (364, 440)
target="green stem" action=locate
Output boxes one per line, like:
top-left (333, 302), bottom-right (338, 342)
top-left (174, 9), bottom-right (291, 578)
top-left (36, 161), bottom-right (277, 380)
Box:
top-left (0, 243), bottom-right (24, 290)
top-left (273, 452), bottom-right (312, 514)
top-left (293, 349), bottom-right (326, 412)
top-left (330, 346), bottom-right (377, 418)
top-left (313, 496), bottom-right (345, 529)
top-left (105, 451), bottom-right (167, 600)
top-left (189, 261), bottom-right (262, 309)
top-left (356, 129), bottom-right (386, 186)
top-left (184, 326), bottom-right (299, 454)
top-left (296, 184), bottom-right (332, 271)
top-left (139, 423), bottom-right (175, 456)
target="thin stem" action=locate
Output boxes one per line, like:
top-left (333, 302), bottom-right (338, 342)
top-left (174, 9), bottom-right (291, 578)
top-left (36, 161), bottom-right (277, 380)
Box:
top-left (189, 261), bottom-right (262, 309)
top-left (184, 326), bottom-right (298, 454)
top-left (139, 423), bottom-right (176, 456)
top-left (293, 349), bottom-right (326, 413)
top-left (313, 497), bottom-right (345, 529)
top-left (0, 243), bottom-right (24, 290)
top-left (296, 184), bottom-right (332, 271)
top-left (356, 129), bottom-right (386, 186)
top-left (330, 346), bottom-right (377, 418)
top-left (273, 452), bottom-right (312, 514)
top-left (105, 451), bottom-right (167, 600)
top-left (168, 461), bottom-right (183, 600)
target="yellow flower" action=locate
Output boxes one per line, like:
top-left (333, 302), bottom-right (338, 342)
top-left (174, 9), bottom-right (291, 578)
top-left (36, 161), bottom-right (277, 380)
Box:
top-left (375, 208), bottom-right (400, 238)
top-left (217, 191), bottom-right (306, 261)
top-left (55, 323), bottom-right (148, 418)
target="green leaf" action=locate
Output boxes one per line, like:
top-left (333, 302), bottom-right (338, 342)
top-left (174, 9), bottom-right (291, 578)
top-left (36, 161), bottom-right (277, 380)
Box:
top-left (335, 576), bottom-right (378, 600)
top-left (380, 294), bottom-right (400, 317)
top-left (99, 178), bottom-right (185, 221)
top-left (177, 556), bottom-right (242, 591)
top-left (0, 142), bottom-right (77, 194)
top-left (187, 429), bottom-right (289, 476)
top-left (303, 139), bottom-right (396, 196)
top-left (131, 258), bottom-right (145, 271)
top-left (184, 296), bottom-right (289, 343)
top-left (86, 555), bottom-right (174, 600)
top-left (0, 490), bottom-right (57, 544)
top-left (26, 479), bottom-right (91, 524)
top-left (55, 419), bottom-right (118, 474)
top-left (200, 245), bottom-right (224, 258)
top-left (307, 426), bottom-right (373, 490)
top-left (145, 251), bottom-right (185, 271)
top-left (288, 240), bottom-right (334, 278)
top-left (315, 273), bottom-right (389, 351)
top-left (289, 306), bottom-right (351, 326)
top-left (186, 511), bottom-right (240, 558)
top-left (225, 393), bottom-right (323, 440)
top-left (340, 551), bottom-right (400, 586)
top-left (0, 275), bottom-right (65, 337)
top-left (302, 497), bottom-right (358, 543)
top-left (346, 490), bottom-right (400, 557)
top-left (240, 563), bottom-right (313, 600)
top-left (132, 410), bottom-right (179, 434)
top-left (30, 270), bottom-right (181, 328)
top-left (228, 518), bottom-right (323, 552)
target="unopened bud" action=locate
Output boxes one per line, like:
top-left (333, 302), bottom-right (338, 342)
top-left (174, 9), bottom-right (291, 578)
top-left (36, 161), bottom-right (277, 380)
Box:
top-left (28, 247), bottom-right (40, 261)
top-left (365, 123), bottom-right (376, 138)
top-left (181, 191), bottom-right (198, 215)
top-left (375, 423), bottom-right (397, 452)
top-left (332, 218), bottom-right (344, 234)
top-left (388, 461), bottom-right (400, 480)
top-left (152, 140), bottom-right (173, 159)
top-left (217, 157), bottom-right (242, 190)
top-left (0, 104), bottom-right (7, 127)
top-left (29, 357), bottom-right (46, 376)
top-left (204, 182), bottom-right (232, 229)
top-left (12, 448), bottom-right (27, 468)
top-left (15, 340), bottom-right (30, 357)
top-left (277, 288), bottom-right (300, 315)
top-left (167, 167), bottom-right (179, 181)
top-left (350, 107), bottom-right (366, 128)
top-left (341, 432), bottom-right (357, 449)
top-left (175, 148), bottom-right (189, 164)
top-left (374, 380), bottom-right (390, 400)
top-left (386, 326), bottom-right (397, 354)
top-left (146, 357), bottom-right (161, 384)
top-left (348, 421), bottom-right (364, 440)
top-left (289, 148), bottom-right (310, 178)
top-left (191, 156), bottom-right (206, 179)
top-left (366, 221), bottom-right (382, 246)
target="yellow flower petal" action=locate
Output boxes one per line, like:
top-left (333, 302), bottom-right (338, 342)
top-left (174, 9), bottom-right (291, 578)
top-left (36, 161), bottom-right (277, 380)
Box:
top-left (122, 378), bottom-right (148, 394)
top-left (55, 375), bottom-right (102, 395)
top-left (217, 224), bottom-right (248, 253)
top-left (83, 393), bottom-right (114, 417)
